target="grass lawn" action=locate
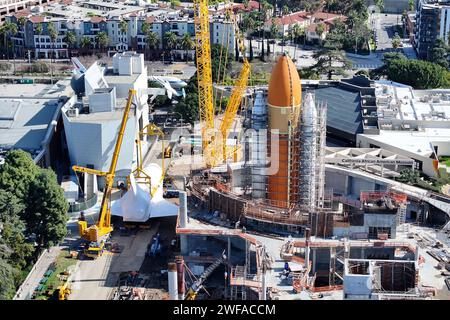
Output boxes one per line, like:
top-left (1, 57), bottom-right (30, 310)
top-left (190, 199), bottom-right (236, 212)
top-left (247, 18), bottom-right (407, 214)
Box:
top-left (33, 250), bottom-right (77, 300)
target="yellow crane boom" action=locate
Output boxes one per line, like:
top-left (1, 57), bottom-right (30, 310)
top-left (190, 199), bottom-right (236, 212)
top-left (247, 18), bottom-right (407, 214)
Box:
top-left (218, 11), bottom-right (251, 162)
top-left (134, 123), bottom-right (166, 197)
top-left (74, 89), bottom-right (136, 242)
top-left (193, 0), bottom-right (216, 167)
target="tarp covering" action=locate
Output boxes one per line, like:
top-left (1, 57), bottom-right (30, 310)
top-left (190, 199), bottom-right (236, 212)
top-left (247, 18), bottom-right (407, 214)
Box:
top-left (111, 164), bottom-right (178, 222)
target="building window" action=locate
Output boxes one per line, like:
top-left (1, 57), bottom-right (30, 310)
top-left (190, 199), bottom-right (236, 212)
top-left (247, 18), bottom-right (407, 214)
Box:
top-left (368, 227), bottom-right (391, 239)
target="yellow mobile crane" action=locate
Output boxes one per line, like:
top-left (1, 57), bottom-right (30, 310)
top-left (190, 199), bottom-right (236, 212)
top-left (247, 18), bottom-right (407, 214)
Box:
top-left (219, 14), bottom-right (250, 162)
top-left (73, 89), bottom-right (136, 249)
top-left (56, 280), bottom-right (71, 300)
top-left (193, 0), bottom-right (250, 167)
top-left (193, 0), bottom-right (216, 167)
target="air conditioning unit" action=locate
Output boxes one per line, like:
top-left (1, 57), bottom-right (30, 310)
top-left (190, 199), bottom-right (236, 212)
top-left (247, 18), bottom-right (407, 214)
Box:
top-left (67, 108), bottom-right (79, 117)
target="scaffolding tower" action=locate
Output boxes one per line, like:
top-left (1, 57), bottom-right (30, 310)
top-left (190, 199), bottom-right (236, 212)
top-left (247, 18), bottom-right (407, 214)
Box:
top-left (230, 266), bottom-right (247, 300)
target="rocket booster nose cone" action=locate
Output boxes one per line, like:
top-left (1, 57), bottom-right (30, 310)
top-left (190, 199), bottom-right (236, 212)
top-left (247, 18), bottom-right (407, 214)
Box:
top-left (302, 93), bottom-right (317, 127)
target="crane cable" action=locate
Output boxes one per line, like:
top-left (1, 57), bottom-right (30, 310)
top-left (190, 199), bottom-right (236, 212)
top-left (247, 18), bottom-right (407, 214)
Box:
top-left (216, 2), bottom-right (233, 114)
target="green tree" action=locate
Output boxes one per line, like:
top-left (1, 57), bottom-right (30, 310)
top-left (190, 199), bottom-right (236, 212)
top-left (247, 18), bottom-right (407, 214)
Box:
top-left (64, 30), bottom-right (77, 58)
top-left (397, 169), bottom-right (419, 184)
top-left (24, 169), bottom-right (68, 251)
top-left (374, 0), bottom-right (384, 12)
top-left (242, 13), bottom-right (256, 61)
top-left (269, 20), bottom-right (279, 54)
top-left (181, 33), bottom-right (194, 62)
top-left (95, 31), bottom-right (109, 52)
top-left (391, 35), bottom-right (402, 50)
top-left (383, 54), bottom-right (450, 89)
top-left (0, 150), bottom-right (39, 202)
top-left (0, 258), bottom-right (16, 300)
top-left (409, 0), bottom-right (415, 11)
top-left (170, 0), bottom-right (180, 8)
top-left (175, 75), bottom-right (199, 124)
top-left (0, 190), bottom-right (33, 269)
top-left (310, 49), bottom-right (351, 80)
top-left (428, 38), bottom-right (449, 68)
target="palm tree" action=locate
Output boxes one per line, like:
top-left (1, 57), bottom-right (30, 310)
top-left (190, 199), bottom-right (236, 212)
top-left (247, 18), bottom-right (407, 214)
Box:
top-left (164, 31), bottom-right (177, 50)
top-left (9, 22), bottom-right (18, 74)
top-left (181, 33), bottom-right (194, 62)
top-left (1, 22), bottom-right (18, 60)
top-left (315, 23), bottom-right (325, 46)
top-left (80, 36), bottom-right (91, 55)
top-left (47, 21), bottom-right (57, 84)
top-left (163, 31), bottom-right (177, 61)
top-left (96, 31), bottom-right (109, 53)
top-left (146, 31), bottom-right (160, 61)
top-left (35, 23), bottom-right (42, 60)
top-left (119, 19), bottom-right (128, 48)
top-left (242, 13), bottom-right (256, 61)
top-left (18, 16), bottom-right (27, 58)
top-left (64, 31), bottom-right (76, 58)
top-left (47, 22), bottom-right (58, 61)
top-left (141, 22), bottom-right (160, 59)
top-left (269, 20), bottom-right (279, 55)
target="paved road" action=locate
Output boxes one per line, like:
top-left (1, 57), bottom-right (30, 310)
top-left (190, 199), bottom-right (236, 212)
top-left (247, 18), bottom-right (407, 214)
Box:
top-left (373, 12), bottom-right (403, 51)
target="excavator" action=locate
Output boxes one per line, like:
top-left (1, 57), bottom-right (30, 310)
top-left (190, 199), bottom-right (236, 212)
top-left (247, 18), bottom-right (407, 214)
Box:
top-left (73, 89), bottom-right (136, 257)
top-left (185, 251), bottom-right (227, 300)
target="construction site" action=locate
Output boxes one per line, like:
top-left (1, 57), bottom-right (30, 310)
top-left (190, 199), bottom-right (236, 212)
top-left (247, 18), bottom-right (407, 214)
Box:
top-left (12, 0), bottom-right (450, 302)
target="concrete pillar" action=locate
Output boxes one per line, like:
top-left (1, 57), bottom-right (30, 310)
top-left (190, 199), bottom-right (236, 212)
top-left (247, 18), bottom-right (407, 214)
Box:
top-left (179, 191), bottom-right (188, 228)
top-left (305, 227), bottom-right (311, 271)
top-left (180, 235), bottom-right (188, 255)
top-left (260, 271), bottom-right (267, 300)
top-left (176, 257), bottom-right (185, 300)
top-left (312, 249), bottom-right (317, 274)
top-left (168, 262), bottom-right (178, 300)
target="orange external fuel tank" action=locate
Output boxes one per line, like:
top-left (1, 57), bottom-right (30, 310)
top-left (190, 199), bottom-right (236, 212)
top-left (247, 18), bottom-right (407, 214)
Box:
top-left (267, 54), bottom-right (302, 208)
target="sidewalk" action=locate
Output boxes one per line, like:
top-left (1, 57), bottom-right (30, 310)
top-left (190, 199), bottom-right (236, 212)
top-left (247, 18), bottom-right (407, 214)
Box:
top-left (14, 246), bottom-right (63, 300)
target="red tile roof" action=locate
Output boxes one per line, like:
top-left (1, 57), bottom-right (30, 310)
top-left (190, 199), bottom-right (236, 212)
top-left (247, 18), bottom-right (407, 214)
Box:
top-left (146, 16), bottom-right (155, 23)
top-left (269, 11), bottom-right (311, 26)
top-left (232, 0), bottom-right (259, 12)
top-left (29, 16), bottom-right (45, 24)
top-left (14, 9), bottom-right (30, 19)
top-left (90, 16), bottom-right (106, 23)
top-left (312, 11), bottom-right (342, 21)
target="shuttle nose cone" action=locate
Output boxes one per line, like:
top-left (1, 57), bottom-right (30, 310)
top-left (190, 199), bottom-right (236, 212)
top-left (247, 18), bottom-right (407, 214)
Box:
top-left (268, 54), bottom-right (302, 108)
